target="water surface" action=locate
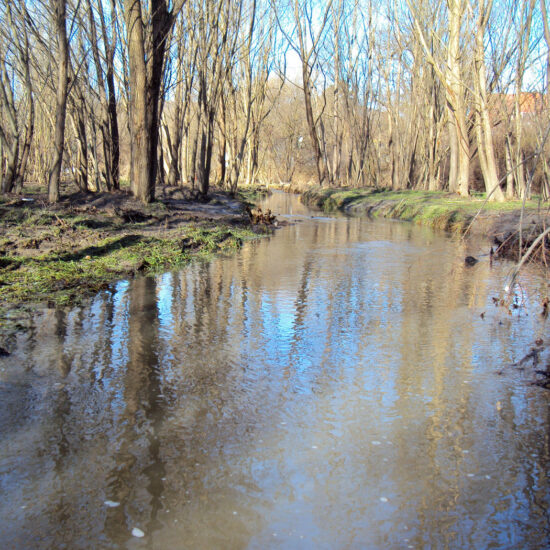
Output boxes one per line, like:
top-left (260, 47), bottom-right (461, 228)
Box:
top-left (1, 192), bottom-right (549, 549)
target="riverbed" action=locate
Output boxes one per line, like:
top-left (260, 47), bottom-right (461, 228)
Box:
top-left (1, 191), bottom-right (549, 548)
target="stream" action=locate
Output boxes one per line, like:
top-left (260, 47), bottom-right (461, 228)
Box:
top-left (1, 191), bottom-right (549, 549)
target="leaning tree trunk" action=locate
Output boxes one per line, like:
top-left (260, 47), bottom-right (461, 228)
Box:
top-left (474, 0), bottom-right (505, 202)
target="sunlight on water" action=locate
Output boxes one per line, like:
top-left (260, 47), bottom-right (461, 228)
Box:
top-left (1, 192), bottom-right (549, 548)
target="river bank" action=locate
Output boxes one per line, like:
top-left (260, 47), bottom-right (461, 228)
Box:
top-left (0, 185), bottom-right (268, 336)
top-left (301, 187), bottom-right (550, 263)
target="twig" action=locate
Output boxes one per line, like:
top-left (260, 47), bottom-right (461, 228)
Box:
top-left (462, 123), bottom-right (550, 240)
top-left (506, 226), bottom-right (550, 291)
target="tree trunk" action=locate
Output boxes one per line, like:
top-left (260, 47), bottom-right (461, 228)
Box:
top-left (124, 0), bottom-right (151, 202)
top-left (105, 67), bottom-right (120, 190)
top-left (16, 89), bottom-right (34, 192)
top-left (302, 65), bottom-right (328, 185)
top-left (407, 0), bottom-right (468, 195)
top-left (513, 0), bottom-right (535, 199)
top-left (48, 0), bottom-right (69, 204)
top-left (218, 93), bottom-right (227, 187)
top-left (15, 9), bottom-right (34, 193)
top-left (104, 3), bottom-right (120, 191)
top-left (447, 0), bottom-right (469, 197)
top-left (71, 111), bottom-right (89, 192)
top-left (291, 0), bottom-right (331, 186)
top-left (88, 0), bottom-right (120, 191)
top-left (164, 124), bottom-right (181, 187)
top-left (447, 112), bottom-right (459, 193)
top-left (2, 141), bottom-right (18, 194)
top-left (245, 129), bottom-right (260, 187)
top-left (331, 0), bottom-right (343, 185)
top-left (197, 110), bottom-right (215, 197)
top-left (123, 0), bottom-right (175, 203)
top-left (505, 134), bottom-right (515, 198)
top-left (473, 0), bottom-right (505, 201)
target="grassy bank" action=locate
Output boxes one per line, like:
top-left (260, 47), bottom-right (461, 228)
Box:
top-left (0, 225), bottom-right (253, 306)
top-left (236, 184), bottom-right (271, 205)
top-left (0, 187), bottom-right (263, 335)
top-left (301, 187), bottom-right (545, 235)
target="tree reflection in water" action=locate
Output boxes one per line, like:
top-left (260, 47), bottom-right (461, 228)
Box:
top-left (0, 192), bottom-right (549, 549)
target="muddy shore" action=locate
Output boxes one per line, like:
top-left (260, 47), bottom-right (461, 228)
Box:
top-left (0, 185), bottom-right (270, 337)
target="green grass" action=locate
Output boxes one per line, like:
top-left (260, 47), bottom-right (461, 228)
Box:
top-left (0, 224), bottom-right (255, 308)
top-left (302, 187), bottom-right (544, 233)
top-left (237, 184), bottom-right (270, 205)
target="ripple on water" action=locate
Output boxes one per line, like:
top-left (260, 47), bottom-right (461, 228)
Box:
top-left (0, 192), bottom-right (549, 549)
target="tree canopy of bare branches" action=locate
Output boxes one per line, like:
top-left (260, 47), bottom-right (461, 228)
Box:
top-left (0, 0), bottom-right (548, 203)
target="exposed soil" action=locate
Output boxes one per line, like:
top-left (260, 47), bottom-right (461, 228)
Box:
top-left (0, 186), bottom-right (252, 258)
top-left (0, 185), bottom-right (273, 339)
top-left (475, 210), bottom-right (550, 263)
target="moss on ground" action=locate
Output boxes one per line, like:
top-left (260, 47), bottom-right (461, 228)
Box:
top-left (0, 186), bottom-right (264, 335)
top-left (301, 187), bottom-right (544, 235)
top-left (0, 224), bottom-right (254, 310)
top-left (237, 184), bottom-right (271, 206)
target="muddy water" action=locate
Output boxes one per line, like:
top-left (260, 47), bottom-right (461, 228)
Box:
top-left (1, 192), bottom-right (549, 549)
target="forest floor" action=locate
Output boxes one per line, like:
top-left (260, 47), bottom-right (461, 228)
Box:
top-left (0, 184), bottom-right (270, 337)
top-left (300, 186), bottom-right (550, 265)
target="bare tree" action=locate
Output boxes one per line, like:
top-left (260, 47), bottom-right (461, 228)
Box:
top-left (188, 0), bottom-right (239, 197)
top-left (512, 0), bottom-right (536, 199)
top-left (221, 0), bottom-right (280, 193)
top-left (160, 17), bottom-right (197, 187)
top-left (48, 0), bottom-right (69, 203)
top-left (471, 0), bottom-right (505, 201)
top-left (407, 0), bottom-right (471, 196)
top-left (86, 0), bottom-right (120, 191)
top-left (0, 0), bottom-right (546, 205)
top-left (277, 0), bottom-right (333, 186)
top-left (123, 0), bottom-right (185, 203)
top-left (0, 1), bottom-right (34, 194)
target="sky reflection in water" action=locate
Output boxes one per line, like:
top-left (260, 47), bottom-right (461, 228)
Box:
top-left (0, 192), bottom-right (549, 549)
